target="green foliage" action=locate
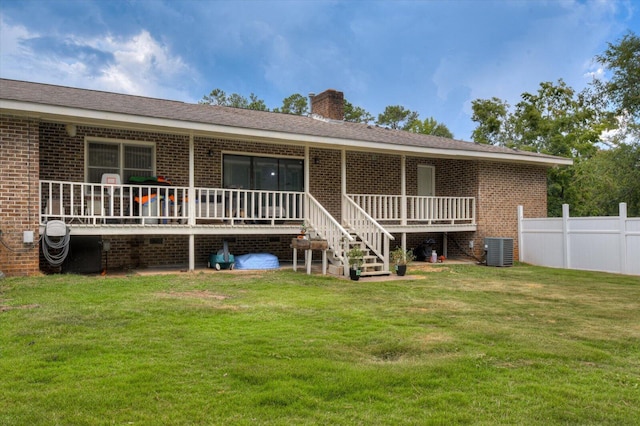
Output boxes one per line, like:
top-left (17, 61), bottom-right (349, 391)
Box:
top-left (595, 31), bottom-right (640, 128)
top-left (509, 80), bottom-right (601, 159)
top-left (199, 88), bottom-right (269, 111)
top-left (347, 246), bottom-right (364, 269)
top-left (273, 93), bottom-right (308, 115)
top-left (471, 97), bottom-right (511, 145)
top-left (573, 144), bottom-right (640, 216)
top-left (199, 90), bottom-right (453, 135)
top-left (471, 80), bottom-right (612, 216)
top-left (376, 105), bottom-right (419, 130)
top-left (247, 93), bottom-right (269, 111)
top-left (1, 267), bottom-right (639, 424)
top-left (406, 116), bottom-right (454, 138)
top-left (199, 88), bottom-right (228, 105)
top-left (343, 99), bottom-right (374, 123)
top-left (389, 246), bottom-right (415, 265)
top-left (471, 33), bottom-right (640, 217)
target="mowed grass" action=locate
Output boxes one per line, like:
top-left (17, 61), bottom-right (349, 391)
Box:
top-left (1, 264), bottom-right (639, 425)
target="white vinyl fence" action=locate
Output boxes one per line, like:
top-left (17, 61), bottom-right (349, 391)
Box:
top-left (518, 203), bottom-right (640, 276)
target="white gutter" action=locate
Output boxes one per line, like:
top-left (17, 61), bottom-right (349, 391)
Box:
top-left (0, 99), bottom-right (573, 167)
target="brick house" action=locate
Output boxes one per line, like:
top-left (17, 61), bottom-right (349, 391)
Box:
top-left (0, 79), bottom-right (571, 277)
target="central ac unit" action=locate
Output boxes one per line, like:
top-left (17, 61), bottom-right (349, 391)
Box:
top-left (484, 237), bottom-right (513, 267)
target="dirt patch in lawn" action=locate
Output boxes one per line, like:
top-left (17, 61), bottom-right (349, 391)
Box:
top-left (0, 303), bottom-right (40, 312)
top-left (155, 290), bottom-right (230, 300)
top-left (408, 264), bottom-right (450, 273)
top-left (155, 290), bottom-right (242, 310)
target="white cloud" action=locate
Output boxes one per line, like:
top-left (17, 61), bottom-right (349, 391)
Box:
top-left (96, 30), bottom-right (192, 97)
top-left (0, 16), bottom-right (197, 101)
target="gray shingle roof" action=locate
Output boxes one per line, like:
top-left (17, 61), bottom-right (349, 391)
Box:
top-left (1, 78), bottom-right (568, 163)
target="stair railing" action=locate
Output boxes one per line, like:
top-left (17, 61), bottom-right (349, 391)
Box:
top-left (343, 195), bottom-right (395, 271)
top-left (306, 193), bottom-right (353, 268)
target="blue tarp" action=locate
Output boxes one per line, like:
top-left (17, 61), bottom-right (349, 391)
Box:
top-left (234, 253), bottom-right (280, 270)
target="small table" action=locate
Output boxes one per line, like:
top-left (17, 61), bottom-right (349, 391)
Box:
top-left (291, 238), bottom-right (328, 275)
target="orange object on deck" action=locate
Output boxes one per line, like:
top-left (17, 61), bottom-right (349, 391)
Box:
top-left (134, 193), bottom-right (158, 205)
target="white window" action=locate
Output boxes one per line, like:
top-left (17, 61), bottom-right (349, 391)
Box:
top-left (86, 139), bottom-right (155, 183)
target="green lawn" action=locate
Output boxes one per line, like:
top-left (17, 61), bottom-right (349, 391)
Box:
top-left (1, 264), bottom-right (638, 425)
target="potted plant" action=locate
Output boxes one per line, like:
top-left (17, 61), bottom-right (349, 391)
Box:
top-left (347, 246), bottom-right (364, 281)
top-left (390, 246), bottom-right (415, 276)
top-left (298, 221), bottom-right (307, 239)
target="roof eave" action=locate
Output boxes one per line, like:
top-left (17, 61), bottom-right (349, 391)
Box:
top-left (1, 99), bottom-right (573, 167)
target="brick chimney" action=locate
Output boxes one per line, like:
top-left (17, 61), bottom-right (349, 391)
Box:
top-left (310, 89), bottom-right (344, 121)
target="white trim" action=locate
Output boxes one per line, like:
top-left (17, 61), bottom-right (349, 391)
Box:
top-left (84, 136), bottom-right (156, 182)
top-left (2, 99), bottom-right (573, 167)
top-left (221, 150), bottom-right (304, 160)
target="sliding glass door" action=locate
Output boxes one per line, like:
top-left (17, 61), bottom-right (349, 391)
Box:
top-left (223, 154), bottom-right (304, 219)
top-left (223, 155), bottom-right (303, 192)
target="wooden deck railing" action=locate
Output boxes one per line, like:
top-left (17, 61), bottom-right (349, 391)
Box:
top-left (40, 180), bottom-right (305, 225)
top-left (348, 194), bottom-right (476, 224)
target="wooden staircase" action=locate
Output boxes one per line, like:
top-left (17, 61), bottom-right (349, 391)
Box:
top-left (348, 233), bottom-right (390, 277)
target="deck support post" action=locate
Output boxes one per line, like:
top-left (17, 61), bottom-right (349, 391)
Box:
top-left (401, 155), bottom-right (407, 226)
top-left (188, 133), bottom-right (195, 271)
top-left (341, 149), bottom-right (347, 225)
top-left (443, 232), bottom-right (448, 258)
top-left (304, 146), bottom-right (310, 221)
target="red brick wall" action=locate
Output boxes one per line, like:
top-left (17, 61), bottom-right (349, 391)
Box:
top-left (309, 147), bottom-right (342, 220)
top-left (93, 234), bottom-right (304, 271)
top-left (39, 123), bottom-right (190, 184)
top-left (346, 152), bottom-right (402, 195)
top-left (0, 114), bottom-right (40, 276)
top-left (311, 90), bottom-right (344, 121)
top-left (196, 136), bottom-right (304, 187)
top-left (29, 119), bottom-right (549, 272)
top-left (475, 161), bottom-right (547, 259)
top-left (37, 127), bottom-right (308, 271)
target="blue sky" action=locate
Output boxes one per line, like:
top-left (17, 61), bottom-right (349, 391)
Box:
top-left (1, 0), bottom-right (638, 140)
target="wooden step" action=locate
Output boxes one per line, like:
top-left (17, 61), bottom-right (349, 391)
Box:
top-left (360, 270), bottom-right (391, 277)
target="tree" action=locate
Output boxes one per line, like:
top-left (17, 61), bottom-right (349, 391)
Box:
top-left (406, 116), bottom-right (454, 138)
top-left (510, 80), bottom-right (604, 159)
top-left (471, 97), bottom-right (511, 145)
top-left (472, 80), bottom-right (604, 158)
top-left (470, 80), bottom-right (609, 216)
top-left (227, 93), bottom-right (249, 109)
top-left (573, 144), bottom-right (640, 216)
top-left (199, 88), bottom-right (269, 111)
top-left (247, 93), bottom-right (268, 111)
top-left (273, 93), bottom-right (308, 115)
top-left (376, 105), bottom-right (419, 130)
top-left (594, 31), bottom-right (640, 134)
top-left (343, 100), bottom-right (374, 124)
top-left (199, 88), bottom-right (228, 106)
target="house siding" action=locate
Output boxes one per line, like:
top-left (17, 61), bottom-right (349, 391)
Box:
top-left (0, 114), bottom-right (41, 276)
top-left (37, 125), bottom-right (308, 272)
top-left (309, 147), bottom-right (342, 221)
top-left (476, 161), bottom-right (547, 260)
top-left (0, 114), bottom-right (550, 276)
top-left (92, 234), bottom-right (305, 271)
top-left (39, 123), bottom-right (191, 185)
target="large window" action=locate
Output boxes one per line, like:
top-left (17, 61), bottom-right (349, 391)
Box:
top-left (86, 140), bottom-right (155, 183)
top-left (223, 154), bottom-right (303, 192)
